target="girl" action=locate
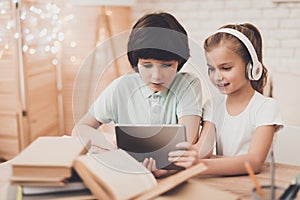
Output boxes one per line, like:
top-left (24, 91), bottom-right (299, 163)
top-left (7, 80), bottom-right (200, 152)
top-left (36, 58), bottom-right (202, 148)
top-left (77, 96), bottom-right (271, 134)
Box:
top-left (170, 23), bottom-right (283, 175)
top-left (72, 12), bottom-right (203, 170)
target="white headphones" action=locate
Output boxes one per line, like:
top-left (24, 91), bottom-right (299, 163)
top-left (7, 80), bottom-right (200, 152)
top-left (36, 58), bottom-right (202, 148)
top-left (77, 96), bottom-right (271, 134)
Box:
top-left (215, 28), bottom-right (263, 81)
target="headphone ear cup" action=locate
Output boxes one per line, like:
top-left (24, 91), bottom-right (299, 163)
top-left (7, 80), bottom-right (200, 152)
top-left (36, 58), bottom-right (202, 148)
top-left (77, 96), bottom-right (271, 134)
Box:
top-left (246, 62), bottom-right (263, 81)
top-left (251, 63), bottom-right (263, 81)
top-left (246, 62), bottom-right (253, 80)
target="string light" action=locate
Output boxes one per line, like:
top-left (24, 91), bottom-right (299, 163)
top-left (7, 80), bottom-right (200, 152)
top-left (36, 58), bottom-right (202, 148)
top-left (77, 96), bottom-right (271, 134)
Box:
top-left (0, 1), bottom-right (12, 57)
top-left (0, 1), bottom-right (76, 65)
top-left (19, 3), bottom-right (65, 65)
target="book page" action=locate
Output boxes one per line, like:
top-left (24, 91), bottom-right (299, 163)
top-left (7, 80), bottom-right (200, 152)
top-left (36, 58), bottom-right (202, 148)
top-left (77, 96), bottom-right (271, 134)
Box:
top-left (76, 149), bottom-right (157, 200)
top-left (22, 182), bottom-right (87, 195)
top-left (12, 137), bottom-right (89, 168)
top-left (133, 162), bottom-right (207, 200)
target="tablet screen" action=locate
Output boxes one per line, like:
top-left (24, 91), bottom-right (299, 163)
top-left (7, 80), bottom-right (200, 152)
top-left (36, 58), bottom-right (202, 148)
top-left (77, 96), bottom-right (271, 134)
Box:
top-left (115, 124), bottom-right (186, 170)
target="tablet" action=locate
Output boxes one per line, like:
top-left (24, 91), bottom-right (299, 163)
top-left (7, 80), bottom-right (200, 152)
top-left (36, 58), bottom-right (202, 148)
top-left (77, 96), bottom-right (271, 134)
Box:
top-left (115, 124), bottom-right (187, 170)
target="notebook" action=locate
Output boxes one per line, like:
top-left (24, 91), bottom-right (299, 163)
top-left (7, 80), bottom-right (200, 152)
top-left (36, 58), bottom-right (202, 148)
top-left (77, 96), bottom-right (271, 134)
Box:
top-left (115, 124), bottom-right (187, 170)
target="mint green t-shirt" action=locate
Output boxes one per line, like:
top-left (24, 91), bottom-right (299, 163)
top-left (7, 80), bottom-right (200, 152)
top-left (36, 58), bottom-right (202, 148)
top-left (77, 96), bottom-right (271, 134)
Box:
top-left (89, 72), bottom-right (202, 124)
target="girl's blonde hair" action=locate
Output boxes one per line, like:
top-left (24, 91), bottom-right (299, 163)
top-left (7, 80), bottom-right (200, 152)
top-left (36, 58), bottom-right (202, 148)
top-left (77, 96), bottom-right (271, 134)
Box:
top-left (203, 23), bottom-right (267, 94)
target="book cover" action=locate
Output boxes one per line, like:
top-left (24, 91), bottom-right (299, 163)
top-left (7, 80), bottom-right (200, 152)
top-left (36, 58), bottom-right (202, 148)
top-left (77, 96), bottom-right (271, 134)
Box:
top-left (6, 185), bottom-right (95, 200)
top-left (22, 170), bottom-right (87, 195)
top-left (11, 136), bottom-right (90, 179)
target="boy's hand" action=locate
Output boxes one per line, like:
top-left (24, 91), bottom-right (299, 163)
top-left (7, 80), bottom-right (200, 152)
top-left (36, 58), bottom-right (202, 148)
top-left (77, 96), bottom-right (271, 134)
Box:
top-left (142, 157), bottom-right (169, 178)
top-left (168, 142), bottom-right (198, 168)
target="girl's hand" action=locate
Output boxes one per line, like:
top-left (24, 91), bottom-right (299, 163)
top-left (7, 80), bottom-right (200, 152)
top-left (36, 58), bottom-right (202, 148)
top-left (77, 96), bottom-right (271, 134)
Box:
top-left (168, 142), bottom-right (199, 168)
top-left (142, 157), bottom-right (169, 178)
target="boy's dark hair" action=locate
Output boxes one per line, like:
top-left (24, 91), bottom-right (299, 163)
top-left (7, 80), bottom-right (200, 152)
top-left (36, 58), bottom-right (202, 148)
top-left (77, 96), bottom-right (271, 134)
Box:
top-left (127, 12), bottom-right (190, 72)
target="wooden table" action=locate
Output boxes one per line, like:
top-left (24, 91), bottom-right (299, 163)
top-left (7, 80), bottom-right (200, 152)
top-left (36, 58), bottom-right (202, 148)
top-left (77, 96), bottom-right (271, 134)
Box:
top-left (194, 163), bottom-right (300, 199)
top-left (155, 162), bottom-right (300, 200)
top-left (1, 159), bottom-right (299, 200)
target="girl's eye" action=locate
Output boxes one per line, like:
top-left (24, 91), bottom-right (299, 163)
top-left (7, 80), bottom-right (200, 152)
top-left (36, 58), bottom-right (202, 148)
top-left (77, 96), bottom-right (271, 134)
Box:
top-left (223, 66), bottom-right (232, 71)
top-left (161, 64), bottom-right (172, 68)
top-left (208, 67), bottom-right (215, 72)
top-left (208, 67), bottom-right (215, 75)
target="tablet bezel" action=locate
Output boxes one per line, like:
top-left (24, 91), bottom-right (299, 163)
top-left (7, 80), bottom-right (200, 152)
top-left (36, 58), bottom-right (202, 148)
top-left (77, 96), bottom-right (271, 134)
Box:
top-left (115, 124), bottom-right (187, 170)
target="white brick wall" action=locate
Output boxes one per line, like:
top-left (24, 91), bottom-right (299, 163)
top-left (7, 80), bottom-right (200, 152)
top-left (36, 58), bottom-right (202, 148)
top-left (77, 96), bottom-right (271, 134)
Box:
top-left (132, 0), bottom-right (300, 126)
top-left (132, 0), bottom-right (300, 74)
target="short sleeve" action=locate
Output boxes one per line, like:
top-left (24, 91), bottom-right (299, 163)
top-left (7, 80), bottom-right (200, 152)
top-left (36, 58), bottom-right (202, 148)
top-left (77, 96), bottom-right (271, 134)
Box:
top-left (255, 98), bottom-right (284, 131)
top-left (202, 99), bottom-right (213, 122)
top-left (89, 78), bottom-right (119, 123)
top-left (202, 96), bottom-right (225, 124)
top-left (176, 75), bottom-right (202, 118)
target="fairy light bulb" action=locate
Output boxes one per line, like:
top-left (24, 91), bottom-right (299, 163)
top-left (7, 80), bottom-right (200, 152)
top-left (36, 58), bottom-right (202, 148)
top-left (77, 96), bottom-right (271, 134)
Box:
top-left (52, 59), bottom-right (58, 65)
top-left (70, 56), bottom-right (76, 63)
top-left (57, 32), bottom-right (64, 41)
top-left (14, 32), bottom-right (20, 39)
top-left (23, 45), bottom-right (29, 52)
top-left (44, 45), bottom-right (50, 52)
top-left (70, 41), bottom-right (77, 48)
top-left (29, 48), bottom-right (36, 54)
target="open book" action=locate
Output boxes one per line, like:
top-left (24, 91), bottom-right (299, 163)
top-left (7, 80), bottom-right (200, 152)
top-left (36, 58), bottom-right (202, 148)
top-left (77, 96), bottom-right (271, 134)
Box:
top-left (74, 149), bottom-right (207, 200)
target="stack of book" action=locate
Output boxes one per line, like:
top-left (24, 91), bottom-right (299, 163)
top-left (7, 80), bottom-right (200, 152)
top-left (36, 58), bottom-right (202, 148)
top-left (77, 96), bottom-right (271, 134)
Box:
top-left (7, 135), bottom-right (227, 200)
top-left (9, 136), bottom-right (94, 199)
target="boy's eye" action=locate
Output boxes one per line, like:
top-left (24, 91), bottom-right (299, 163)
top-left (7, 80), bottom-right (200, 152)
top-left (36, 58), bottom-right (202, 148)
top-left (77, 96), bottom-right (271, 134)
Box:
top-left (142, 63), bottom-right (153, 68)
top-left (161, 64), bottom-right (172, 68)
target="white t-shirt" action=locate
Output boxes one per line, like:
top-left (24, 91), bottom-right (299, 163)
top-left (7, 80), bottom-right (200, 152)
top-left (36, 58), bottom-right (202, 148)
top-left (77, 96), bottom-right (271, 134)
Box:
top-left (89, 72), bottom-right (202, 124)
top-left (203, 91), bottom-right (283, 156)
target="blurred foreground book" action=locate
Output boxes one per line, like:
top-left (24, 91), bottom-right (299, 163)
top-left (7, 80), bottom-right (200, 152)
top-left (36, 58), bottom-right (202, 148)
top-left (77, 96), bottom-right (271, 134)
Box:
top-left (74, 149), bottom-right (207, 200)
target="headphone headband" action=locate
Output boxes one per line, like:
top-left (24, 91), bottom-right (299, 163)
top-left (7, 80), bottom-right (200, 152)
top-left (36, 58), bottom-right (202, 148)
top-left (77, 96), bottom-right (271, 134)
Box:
top-left (215, 28), bottom-right (263, 80)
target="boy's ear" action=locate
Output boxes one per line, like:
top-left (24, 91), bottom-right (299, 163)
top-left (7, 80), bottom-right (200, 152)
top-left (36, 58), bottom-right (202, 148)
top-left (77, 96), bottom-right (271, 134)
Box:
top-left (177, 60), bottom-right (184, 71)
top-left (133, 65), bottom-right (139, 72)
